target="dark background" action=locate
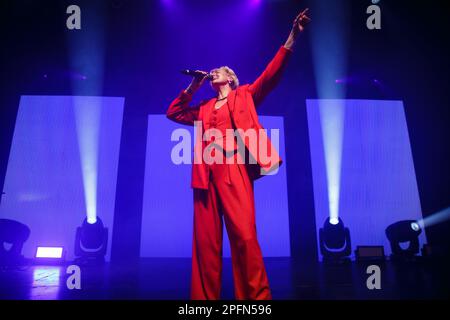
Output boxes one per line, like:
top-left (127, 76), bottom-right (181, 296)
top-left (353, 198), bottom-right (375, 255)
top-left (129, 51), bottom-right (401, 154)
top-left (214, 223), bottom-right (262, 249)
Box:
top-left (0, 0), bottom-right (449, 264)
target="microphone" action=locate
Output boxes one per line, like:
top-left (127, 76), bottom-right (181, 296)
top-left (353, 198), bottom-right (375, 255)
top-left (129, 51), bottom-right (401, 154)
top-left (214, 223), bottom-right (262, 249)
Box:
top-left (181, 69), bottom-right (213, 79)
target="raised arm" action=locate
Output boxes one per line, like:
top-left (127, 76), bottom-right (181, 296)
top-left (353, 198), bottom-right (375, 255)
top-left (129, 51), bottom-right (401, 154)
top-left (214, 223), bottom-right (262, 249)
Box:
top-left (248, 46), bottom-right (293, 107)
top-left (166, 71), bottom-right (209, 126)
top-left (248, 8), bottom-right (311, 107)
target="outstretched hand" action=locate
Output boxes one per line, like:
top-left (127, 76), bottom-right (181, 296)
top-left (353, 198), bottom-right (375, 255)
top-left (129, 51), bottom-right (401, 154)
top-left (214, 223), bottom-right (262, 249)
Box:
top-left (291, 8), bottom-right (311, 35)
top-left (284, 8), bottom-right (311, 50)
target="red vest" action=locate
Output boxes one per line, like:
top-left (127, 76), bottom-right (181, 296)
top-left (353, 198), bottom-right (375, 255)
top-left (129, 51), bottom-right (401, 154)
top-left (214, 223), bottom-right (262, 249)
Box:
top-left (167, 46), bottom-right (293, 189)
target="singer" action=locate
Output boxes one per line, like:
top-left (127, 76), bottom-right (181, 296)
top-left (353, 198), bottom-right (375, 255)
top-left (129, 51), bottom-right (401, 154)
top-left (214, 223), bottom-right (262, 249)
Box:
top-left (166, 9), bottom-right (310, 300)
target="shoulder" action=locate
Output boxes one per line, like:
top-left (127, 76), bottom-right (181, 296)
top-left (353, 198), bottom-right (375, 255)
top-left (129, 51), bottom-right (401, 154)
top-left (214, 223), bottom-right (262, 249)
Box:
top-left (235, 84), bottom-right (251, 96)
top-left (238, 84), bottom-right (251, 91)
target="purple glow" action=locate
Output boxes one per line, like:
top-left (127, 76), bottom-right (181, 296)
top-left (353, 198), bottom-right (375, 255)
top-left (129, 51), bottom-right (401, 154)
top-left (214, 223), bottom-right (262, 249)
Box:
top-left (335, 77), bottom-right (352, 84)
top-left (249, 0), bottom-right (262, 8)
top-left (161, 0), bottom-right (174, 7)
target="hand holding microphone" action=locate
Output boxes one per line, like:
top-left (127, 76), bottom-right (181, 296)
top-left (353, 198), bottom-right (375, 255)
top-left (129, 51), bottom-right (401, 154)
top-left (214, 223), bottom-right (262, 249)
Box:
top-left (181, 69), bottom-right (212, 95)
top-left (181, 69), bottom-right (213, 79)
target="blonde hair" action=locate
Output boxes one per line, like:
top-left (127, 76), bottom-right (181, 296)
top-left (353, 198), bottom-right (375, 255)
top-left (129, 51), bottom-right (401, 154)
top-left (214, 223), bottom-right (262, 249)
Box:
top-left (212, 66), bottom-right (240, 90)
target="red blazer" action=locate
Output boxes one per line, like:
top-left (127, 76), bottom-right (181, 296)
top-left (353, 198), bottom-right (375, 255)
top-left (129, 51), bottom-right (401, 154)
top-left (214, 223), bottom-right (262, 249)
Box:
top-left (167, 45), bottom-right (293, 189)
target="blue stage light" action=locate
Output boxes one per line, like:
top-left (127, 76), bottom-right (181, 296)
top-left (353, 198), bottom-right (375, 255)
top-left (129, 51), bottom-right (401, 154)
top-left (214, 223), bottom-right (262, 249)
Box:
top-left (417, 206), bottom-right (450, 229)
top-left (310, 1), bottom-right (350, 226)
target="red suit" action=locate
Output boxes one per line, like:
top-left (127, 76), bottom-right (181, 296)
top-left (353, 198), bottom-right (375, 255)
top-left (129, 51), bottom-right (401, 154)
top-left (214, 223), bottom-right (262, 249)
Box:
top-left (167, 45), bottom-right (292, 299)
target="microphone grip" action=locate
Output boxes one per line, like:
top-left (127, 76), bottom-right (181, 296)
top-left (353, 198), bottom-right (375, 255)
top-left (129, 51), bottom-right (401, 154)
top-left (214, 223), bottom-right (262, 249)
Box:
top-left (181, 69), bottom-right (212, 79)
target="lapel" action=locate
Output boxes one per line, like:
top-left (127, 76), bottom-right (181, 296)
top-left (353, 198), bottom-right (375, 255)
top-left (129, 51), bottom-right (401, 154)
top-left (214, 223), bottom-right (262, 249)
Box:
top-left (228, 88), bottom-right (237, 113)
top-left (200, 97), bottom-right (216, 124)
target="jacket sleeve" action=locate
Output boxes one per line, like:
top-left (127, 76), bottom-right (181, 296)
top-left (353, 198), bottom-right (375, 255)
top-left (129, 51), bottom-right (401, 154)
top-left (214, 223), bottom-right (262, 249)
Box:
top-left (248, 45), bottom-right (293, 107)
top-left (166, 90), bottom-right (200, 126)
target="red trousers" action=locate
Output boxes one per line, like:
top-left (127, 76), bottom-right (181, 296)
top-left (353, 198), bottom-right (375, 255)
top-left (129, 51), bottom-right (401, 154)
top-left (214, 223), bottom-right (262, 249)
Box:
top-left (191, 156), bottom-right (272, 300)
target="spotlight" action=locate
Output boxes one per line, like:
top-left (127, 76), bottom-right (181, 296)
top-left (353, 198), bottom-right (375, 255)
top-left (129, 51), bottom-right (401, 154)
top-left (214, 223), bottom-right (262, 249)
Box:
top-left (74, 216), bottom-right (108, 265)
top-left (329, 217), bottom-right (339, 225)
top-left (418, 206), bottom-right (450, 229)
top-left (0, 219), bottom-right (30, 266)
top-left (385, 220), bottom-right (422, 259)
top-left (411, 221), bottom-right (420, 232)
top-left (319, 217), bottom-right (351, 263)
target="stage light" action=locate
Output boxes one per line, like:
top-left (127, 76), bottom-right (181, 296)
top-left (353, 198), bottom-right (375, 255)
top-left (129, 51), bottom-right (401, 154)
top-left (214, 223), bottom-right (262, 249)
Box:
top-left (355, 245), bottom-right (385, 261)
top-left (411, 221), bottom-right (420, 232)
top-left (74, 216), bottom-right (108, 265)
top-left (414, 207), bottom-right (450, 259)
top-left (319, 217), bottom-right (351, 262)
top-left (35, 247), bottom-right (64, 258)
top-left (34, 247), bottom-right (65, 265)
top-left (329, 217), bottom-right (339, 225)
top-left (0, 219), bottom-right (30, 266)
top-left (385, 220), bottom-right (422, 259)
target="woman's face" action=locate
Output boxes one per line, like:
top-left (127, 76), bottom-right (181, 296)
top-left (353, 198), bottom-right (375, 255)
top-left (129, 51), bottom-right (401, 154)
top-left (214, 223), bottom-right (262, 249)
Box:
top-left (210, 68), bottom-right (231, 89)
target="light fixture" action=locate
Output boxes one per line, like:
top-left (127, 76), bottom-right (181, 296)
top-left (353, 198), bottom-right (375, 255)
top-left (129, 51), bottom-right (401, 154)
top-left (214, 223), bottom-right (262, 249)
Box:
top-left (34, 246), bottom-right (65, 265)
top-left (319, 217), bottom-right (351, 263)
top-left (385, 220), bottom-right (422, 260)
top-left (74, 216), bottom-right (108, 265)
top-left (36, 247), bottom-right (64, 258)
top-left (0, 219), bottom-right (30, 267)
top-left (355, 245), bottom-right (385, 261)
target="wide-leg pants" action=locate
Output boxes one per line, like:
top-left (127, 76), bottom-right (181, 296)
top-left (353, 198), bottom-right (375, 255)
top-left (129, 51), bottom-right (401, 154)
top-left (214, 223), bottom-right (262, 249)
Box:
top-left (191, 156), bottom-right (272, 300)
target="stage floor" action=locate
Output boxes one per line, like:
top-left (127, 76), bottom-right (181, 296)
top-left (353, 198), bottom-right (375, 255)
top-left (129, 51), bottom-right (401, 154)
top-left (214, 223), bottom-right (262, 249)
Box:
top-left (0, 258), bottom-right (448, 300)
